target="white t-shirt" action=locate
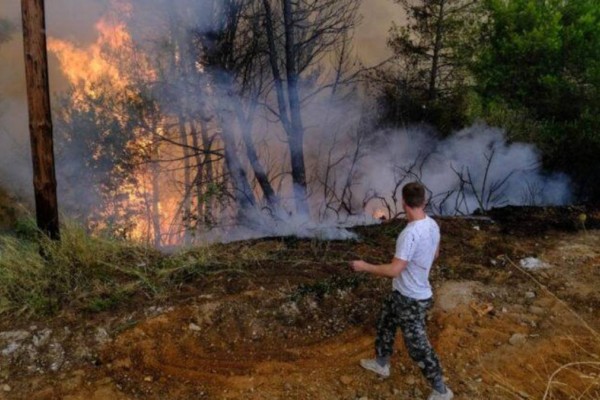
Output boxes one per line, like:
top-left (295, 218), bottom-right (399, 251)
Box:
top-left (393, 215), bottom-right (440, 300)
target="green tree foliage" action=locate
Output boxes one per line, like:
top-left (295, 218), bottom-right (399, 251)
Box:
top-left (378, 0), bottom-right (482, 133)
top-left (474, 0), bottom-right (600, 201)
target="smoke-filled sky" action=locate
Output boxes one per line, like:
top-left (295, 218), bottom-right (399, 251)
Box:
top-left (1, 1), bottom-right (108, 196)
top-left (0, 0), bottom-right (396, 97)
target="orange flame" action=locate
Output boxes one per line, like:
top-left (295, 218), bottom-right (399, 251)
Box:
top-left (373, 208), bottom-right (388, 220)
top-left (48, 20), bottom-right (129, 93)
top-left (48, 9), bottom-right (182, 245)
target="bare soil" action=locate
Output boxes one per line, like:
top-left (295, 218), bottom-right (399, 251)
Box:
top-left (1, 208), bottom-right (600, 399)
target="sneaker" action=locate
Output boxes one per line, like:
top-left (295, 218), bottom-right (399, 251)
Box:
top-left (359, 359), bottom-right (390, 378)
top-left (427, 388), bottom-right (454, 400)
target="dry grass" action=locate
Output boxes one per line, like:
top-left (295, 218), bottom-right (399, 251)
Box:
top-left (484, 256), bottom-right (600, 400)
top-left (0, 218), bottom-right (157, 315)
top-left (0, 218), bottom-right (246, 316)
top-left (543, 361), bottom-right (600, 400)
top-left (0, 217), bottom-right (297, 317)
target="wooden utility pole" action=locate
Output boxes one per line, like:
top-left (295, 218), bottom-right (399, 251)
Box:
top-left (21, 0), bottom-right (60, 239)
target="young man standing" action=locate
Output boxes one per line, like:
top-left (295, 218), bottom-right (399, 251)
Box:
top-left (350, 182), bottom-right (452, 400)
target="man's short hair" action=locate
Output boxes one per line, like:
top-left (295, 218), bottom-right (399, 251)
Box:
top-left (402, 182), bottom-right (426, 208)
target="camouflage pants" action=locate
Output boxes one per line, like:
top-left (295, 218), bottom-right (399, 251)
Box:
top-left (375, 290), bottom-right (444, 388)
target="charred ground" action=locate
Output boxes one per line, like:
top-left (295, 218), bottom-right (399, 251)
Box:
top-left (1, 206), bottom-right (599, 399)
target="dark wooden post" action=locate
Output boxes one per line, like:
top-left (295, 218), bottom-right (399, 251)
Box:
top-left (21, 0), bottom-right (60, 240)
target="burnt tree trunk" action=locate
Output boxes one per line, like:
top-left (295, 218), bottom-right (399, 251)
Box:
top-left (234, 99), bottom-right (280, 210)
top-left (189, 121), bottom-right (205, 224)
top-left (21, 0), bottom-right (60, 240)
top-left (150, 163), bottom-right (162, 247)
top-left (263, 0), bottom-right (310, 216)
top-left (176, 114), bottom-right (192, 244)
top-left (199, 118), bottom-right (215, 224)
top-left (282, 0), bottom-right (309, 217)
top-left (262, 0), bottom-right (292, 133)
top-left (150, 137), bottom-right (162, 247)
top-left (218, 110), bottom-right (256, 212)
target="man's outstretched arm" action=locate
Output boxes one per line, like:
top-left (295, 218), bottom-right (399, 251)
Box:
top-left (350, 257), bottom-right (408, 278)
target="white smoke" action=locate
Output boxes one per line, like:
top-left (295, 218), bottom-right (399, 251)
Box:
top-left (0, 0), bottom-right (108, 200)
top-left (181, 120), bottom-right (572, 243)
top-left (356, 124), bottom-right (571, 217)
top-left (0, 99), bottom-right (32, 200)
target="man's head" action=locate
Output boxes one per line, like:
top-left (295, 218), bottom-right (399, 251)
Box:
top-left (402, 182), bottom-right (426, 209)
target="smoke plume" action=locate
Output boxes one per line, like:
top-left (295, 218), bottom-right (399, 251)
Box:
top-left (356, 125), bottom-right (571, 217)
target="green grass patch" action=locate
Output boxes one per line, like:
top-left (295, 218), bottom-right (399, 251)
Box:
top-left (0, 218), bottom-right (172, 316)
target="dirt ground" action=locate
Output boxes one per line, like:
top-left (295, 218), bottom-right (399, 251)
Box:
top-left (1, 208), bottom-right (600, 399)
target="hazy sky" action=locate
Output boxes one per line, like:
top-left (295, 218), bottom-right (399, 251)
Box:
top-left (0, 0), bottom-right (398, 98)
top-left (1, 0), bottom-right (107, 98)
top-left (358, 0), bottom-right (399, 65)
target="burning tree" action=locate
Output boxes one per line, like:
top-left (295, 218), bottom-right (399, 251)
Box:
top-left (40, 0), bottom-right (573, 244)
top-left (50, 3), bottom-right (258, 244)
top-left (51, 15), bottom-right (182, 245)
top-left (47, 0), bottom-right (366, 245)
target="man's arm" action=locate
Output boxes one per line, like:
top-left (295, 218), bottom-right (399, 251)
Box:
top-left (350, 257), bottom-right (408, 278)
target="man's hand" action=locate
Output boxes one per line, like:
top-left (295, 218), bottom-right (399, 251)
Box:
top-left (350, 260), bottom-right (368, 272)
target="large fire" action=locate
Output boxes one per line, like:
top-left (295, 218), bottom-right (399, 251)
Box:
top-left (48, 9), bottom-right (196, 246)
top-left (47, 1), bottom-right (400, 246)
top-left (49, 21), bottom-right (128, 95)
